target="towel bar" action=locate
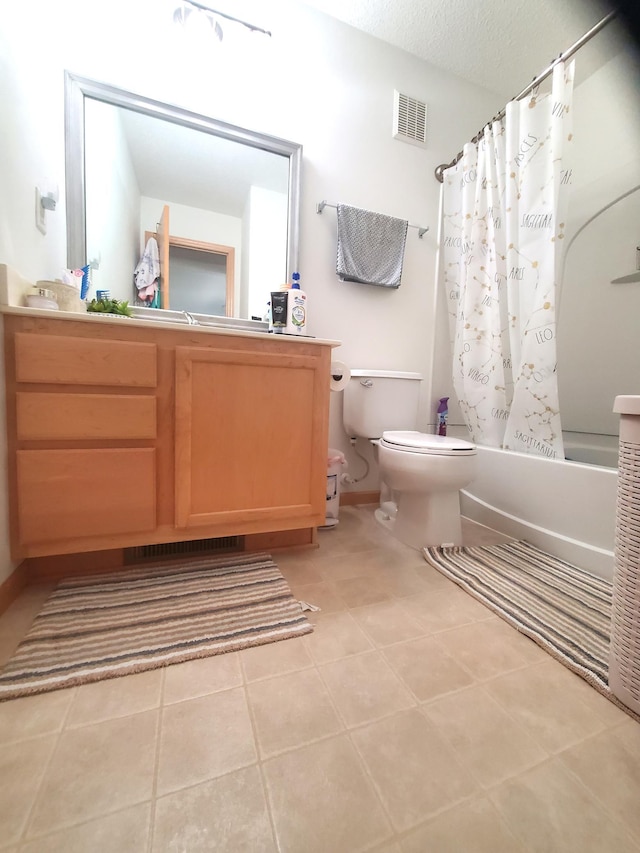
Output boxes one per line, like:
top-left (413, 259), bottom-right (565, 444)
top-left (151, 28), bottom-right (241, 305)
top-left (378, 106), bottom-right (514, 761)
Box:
top-left (316, 200), bottom-right (428, 238)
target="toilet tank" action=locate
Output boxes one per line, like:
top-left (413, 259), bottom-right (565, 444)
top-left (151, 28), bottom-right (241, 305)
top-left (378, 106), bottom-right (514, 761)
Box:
top-left (343, 370), bottom-right (423, 438)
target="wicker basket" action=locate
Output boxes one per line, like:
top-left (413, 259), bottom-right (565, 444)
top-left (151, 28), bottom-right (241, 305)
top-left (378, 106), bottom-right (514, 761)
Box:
top-left (609, 396), bottom-right (640, 714)
top-left (35, 280), bottom-right (85, 313)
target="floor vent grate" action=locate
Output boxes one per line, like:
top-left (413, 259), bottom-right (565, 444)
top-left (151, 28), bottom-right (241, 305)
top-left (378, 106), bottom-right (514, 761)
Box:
top-left (124, 536), bottom-right (244, 563)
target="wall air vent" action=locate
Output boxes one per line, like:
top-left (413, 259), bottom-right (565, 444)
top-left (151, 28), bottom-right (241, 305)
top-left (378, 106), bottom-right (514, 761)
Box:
top-left (393, 90), bottom-right (427, 147)
top-left (124, 535), bottom-right (244, 564)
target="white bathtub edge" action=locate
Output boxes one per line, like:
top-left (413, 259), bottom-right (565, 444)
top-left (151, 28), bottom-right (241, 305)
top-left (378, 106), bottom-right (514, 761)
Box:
top-left (461, 490), bottom-right (615, 581)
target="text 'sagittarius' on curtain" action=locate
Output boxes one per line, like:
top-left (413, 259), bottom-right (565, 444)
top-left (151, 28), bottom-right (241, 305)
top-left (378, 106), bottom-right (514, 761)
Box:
top-left (441, 61), bottom-right (574, 459)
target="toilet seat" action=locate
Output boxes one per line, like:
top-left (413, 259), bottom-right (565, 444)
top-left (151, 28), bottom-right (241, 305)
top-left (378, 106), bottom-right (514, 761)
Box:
top-left (380, 430), bottom-right (476, 456)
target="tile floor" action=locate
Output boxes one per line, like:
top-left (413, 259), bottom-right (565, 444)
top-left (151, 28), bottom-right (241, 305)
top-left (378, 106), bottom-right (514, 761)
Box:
top-left (1, 505), bottom-right (639, 852)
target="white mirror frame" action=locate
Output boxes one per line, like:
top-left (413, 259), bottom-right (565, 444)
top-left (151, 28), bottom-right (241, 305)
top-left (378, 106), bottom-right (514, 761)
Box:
top-left (64, 71), bottom-right (301, 284)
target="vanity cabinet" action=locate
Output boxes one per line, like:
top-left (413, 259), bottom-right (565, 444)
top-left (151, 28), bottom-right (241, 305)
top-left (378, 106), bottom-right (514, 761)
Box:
top-left (3, 314), bottom-right (333, 559)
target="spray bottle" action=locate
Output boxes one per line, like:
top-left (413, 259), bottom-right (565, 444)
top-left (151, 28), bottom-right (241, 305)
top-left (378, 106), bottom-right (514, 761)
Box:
top-left (437, 397), bottom-right (449, 436)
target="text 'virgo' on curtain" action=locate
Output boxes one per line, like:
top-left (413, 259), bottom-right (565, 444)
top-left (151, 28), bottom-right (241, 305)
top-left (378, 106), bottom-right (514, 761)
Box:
top-left (440, 60), bottom-right (575, 460)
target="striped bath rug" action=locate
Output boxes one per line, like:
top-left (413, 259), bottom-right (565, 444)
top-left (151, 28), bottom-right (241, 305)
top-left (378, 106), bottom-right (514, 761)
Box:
top-left (0, 553), bottom-right (312, 701)
top-left (423, 540), bottom-right (620, 699)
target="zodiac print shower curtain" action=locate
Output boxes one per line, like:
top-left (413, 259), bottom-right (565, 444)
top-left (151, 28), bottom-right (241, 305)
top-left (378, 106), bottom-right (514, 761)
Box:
top-left (441, 61), bottom-right (574, 459)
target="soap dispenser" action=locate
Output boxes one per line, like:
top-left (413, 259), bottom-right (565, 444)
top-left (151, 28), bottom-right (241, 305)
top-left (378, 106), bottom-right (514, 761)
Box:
top-left (286, 272), bottom-right (307, 335)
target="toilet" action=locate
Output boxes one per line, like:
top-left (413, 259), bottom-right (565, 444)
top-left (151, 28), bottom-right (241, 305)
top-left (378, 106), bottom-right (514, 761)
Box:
top-left (343, 370), bottom-right (477, 549)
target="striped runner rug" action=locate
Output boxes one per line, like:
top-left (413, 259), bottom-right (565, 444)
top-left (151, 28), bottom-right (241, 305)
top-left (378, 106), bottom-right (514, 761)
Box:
top-left (0, 552), bottom-right (312, 701)
top-left (422, 540), bottom-right (636, 714)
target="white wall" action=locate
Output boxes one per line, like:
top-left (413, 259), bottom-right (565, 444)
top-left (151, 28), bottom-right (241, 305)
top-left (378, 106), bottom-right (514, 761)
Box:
top-left (0, 0), bottom-right (503, 583)
top-left (85, 99), bottom-right (141, 303)
top-left (559, 49), bottom-right (640, 436)
top-left (245, 186), bottom-right (288, 320)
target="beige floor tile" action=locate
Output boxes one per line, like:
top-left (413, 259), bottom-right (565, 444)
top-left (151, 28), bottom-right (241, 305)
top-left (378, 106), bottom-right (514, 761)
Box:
top-left (278, 561), bottom-right (324, 586)
top-left (20, 802), bottom-right (151, 853)
top-left (247, 668), bottom-right (344, 757)
top-left (369, 842), bottom-right (402, 853)
top-left (303, 611), bottom-right (373, 664)
top-left (314, 549), bottom-right (389, 581)
top-left (580, 687), bottom-right (638, 728)
top-left (553, 668), bottom-right (634, 728)
top-left (332, 575), bottom-right (392, 608)
top-left (316, 530), bottom-right (381, 558)
top-left (320, 651), bottom-right (415, 727)
top-left (162, 651), bottom-right (242, 704)
top-left (0, 689), bottom-right (75, 745)
top-left (351, 709), bottom-right (478, 832)
top-left (559, 723), bottom-right (640, 842)
top-left (263, 734), bottom-right (392, 853)
top-left (485, 659), bottom-right (609, 752)
top-left (382, 636), bottom-right (475, 702)
top-left (435, 618), bottom-right (546, 680)
top-left (490, 758), bottom-right (640, 852)
top-left (0, 590), bottom-right (53, 667)
top-left (423, 685), bottom-right (548, 787)
top-left (373, 565), bottom-right (438, 599)
top-left (27, 711), bottom-right (157, 837)
top-left (157, 687), bottom-right (256, 796)
top-left (66, 670), bottom-right (162, 727)
top-left (286, 581), bottom-right (347, 614)
top-left (351, 600), bottom-right (428, 647)
top-left (399, 796), bottom-right (525, 852)
top-left (413, 562), bottom-right (458, 590)
top-left (397, 586), bottom-right (492, 634)
top-left (153, 765), bottom-right (276, 852)
top-left (240, 635), bottom-right (313, 682)
top-left (0, 735), bottom-right (57, 846)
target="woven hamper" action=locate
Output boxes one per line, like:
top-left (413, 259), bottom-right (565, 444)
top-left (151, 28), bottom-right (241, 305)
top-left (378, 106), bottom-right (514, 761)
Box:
top-left (609, 395), bottom-right (640, 714)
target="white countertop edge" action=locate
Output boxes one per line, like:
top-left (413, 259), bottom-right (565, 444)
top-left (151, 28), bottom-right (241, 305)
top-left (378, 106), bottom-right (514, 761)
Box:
top-left (0, 304), bottom-right (341, 348)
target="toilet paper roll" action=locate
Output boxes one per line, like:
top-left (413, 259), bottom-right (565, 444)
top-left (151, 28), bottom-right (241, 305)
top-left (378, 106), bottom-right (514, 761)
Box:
top-left (330, 361), bottom-right (350, 392)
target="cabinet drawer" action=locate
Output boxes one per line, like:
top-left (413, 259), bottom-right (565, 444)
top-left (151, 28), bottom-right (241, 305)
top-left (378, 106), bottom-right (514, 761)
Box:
top-left (16, 448), bottom-right (156, 545)
top-left (15, 333), bottom-right (157, 387)
top-left (16, 393), bottom-right (156, 440)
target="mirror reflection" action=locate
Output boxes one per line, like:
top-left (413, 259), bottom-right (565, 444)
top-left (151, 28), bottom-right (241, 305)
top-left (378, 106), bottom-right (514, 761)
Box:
top-left (66, 74), bottom-right (301, 321)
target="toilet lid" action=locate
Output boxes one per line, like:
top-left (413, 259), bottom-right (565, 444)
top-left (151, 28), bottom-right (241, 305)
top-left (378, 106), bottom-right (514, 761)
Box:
top-left (380, 430), bottom-right (476, 456)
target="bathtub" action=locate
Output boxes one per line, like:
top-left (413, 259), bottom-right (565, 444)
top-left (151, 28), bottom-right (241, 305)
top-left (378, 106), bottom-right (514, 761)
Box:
top-left (562, 431), bottom-right (619, 468)
top-left (460, 444), bottom-right (617, 580)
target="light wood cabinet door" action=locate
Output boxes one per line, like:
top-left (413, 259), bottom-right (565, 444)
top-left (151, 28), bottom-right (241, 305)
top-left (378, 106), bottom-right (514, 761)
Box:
top-left (175, 344), bottom-right (328, 531)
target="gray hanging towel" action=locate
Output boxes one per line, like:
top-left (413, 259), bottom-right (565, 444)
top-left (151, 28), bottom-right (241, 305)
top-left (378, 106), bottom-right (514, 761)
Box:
top-left (336, 203), bottom-right (409, 288)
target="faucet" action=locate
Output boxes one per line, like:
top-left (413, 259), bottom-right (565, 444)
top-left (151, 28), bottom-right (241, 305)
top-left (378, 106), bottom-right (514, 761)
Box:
top-left (182, 310), bottom-right (198, 325)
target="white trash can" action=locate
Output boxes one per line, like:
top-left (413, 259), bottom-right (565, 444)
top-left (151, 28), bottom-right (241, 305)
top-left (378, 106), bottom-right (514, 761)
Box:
top-left (326, 449), bottom-right (347, 522)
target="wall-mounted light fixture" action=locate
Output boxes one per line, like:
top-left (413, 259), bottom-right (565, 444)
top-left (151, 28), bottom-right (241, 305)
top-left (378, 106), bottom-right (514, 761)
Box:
top-left (35, 185), bottom-right (59, 236)
top-left (172, 0), bottom-right (271, 42)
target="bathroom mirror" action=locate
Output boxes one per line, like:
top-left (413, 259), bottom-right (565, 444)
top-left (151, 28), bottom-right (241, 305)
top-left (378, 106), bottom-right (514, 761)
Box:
top-left (65, 72), bottom-right (301, 320)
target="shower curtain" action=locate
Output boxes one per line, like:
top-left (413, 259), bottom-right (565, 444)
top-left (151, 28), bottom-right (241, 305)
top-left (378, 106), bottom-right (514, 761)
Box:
top-left (441, 61), bottom-right (574, 459)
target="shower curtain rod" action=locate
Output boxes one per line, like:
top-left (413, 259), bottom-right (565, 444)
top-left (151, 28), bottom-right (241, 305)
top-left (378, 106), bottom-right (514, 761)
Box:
top-left (434, 10), bottom-right (617, 182)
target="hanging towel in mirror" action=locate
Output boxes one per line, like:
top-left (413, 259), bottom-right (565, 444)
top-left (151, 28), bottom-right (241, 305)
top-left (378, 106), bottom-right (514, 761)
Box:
top-left (336, 204), bottom-right (408, 288)
top-left (134, 236), bottom-right (160, 302)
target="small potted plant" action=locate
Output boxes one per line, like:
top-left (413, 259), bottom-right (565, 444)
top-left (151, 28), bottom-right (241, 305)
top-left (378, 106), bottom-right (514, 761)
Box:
top-left (86, 297), bottom-right (133, 317)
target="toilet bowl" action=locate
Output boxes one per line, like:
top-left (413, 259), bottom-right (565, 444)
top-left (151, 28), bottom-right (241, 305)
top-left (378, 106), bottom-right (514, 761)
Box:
top-left (376, 431), bottom-right (477, 549)
top-left (342, 370), bottom-right (476, 550)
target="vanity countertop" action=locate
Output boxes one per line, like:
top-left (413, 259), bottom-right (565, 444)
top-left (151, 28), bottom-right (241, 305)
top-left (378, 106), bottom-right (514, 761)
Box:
top-left (0, 304), bottom-right (342, 348)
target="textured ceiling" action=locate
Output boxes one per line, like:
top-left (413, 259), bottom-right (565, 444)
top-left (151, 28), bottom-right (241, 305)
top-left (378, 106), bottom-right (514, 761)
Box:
top-left (293, 0), bottom-right (618, 96)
